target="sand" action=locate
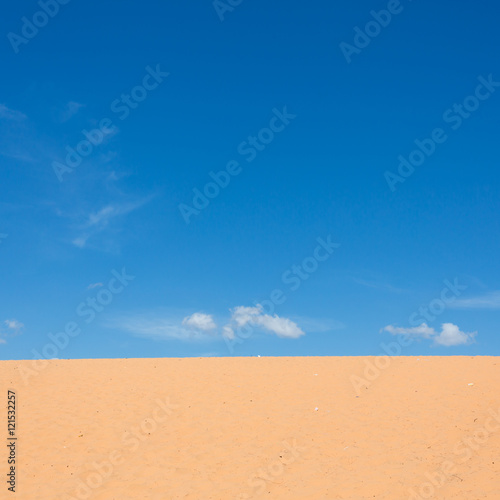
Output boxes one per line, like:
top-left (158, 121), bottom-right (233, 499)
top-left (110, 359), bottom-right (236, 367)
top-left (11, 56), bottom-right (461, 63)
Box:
top-left (1, 356), bottom-right (499, 499)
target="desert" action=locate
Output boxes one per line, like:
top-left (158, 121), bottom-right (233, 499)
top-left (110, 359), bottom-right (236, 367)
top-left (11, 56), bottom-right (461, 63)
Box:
top-left (1, 356), bottom-right (499, 499)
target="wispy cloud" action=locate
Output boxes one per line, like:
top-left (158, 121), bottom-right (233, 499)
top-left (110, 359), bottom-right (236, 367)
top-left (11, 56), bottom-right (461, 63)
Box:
top-left (353, 277), bottom-right (407, 294)
top-left (4, 319), bottom-right (24, 334)
top-left (381, 322), bottom-right (476, 347)
top-left (106, 313), bottom-right (207, 341)
top-left (382, 324), bottom-right (435, 338)
top-left (58, 101), bottom-right (85, 122)
top-left (106, 169), bottom-right (129, 182)
top-left (0, 151), bottom-right (36, 163)
top-left (450, 291), bottom-right (500, 309)
top-left (1, 319), bottom-right (24, 344)
top-left (0, 104), bottom-right (26, 122)
top-left (71, 197), bottom-right (153, 249)
top-left (0, 105), bottom-right (66, 169)
top-left (72, 235), bottom-right (89, 249)
top-left (87, 282), bottom-right (104, 290)
top-left (84, 201), bottom-right (146, 229)
top-left (291, 316), bottom-right (345, 333)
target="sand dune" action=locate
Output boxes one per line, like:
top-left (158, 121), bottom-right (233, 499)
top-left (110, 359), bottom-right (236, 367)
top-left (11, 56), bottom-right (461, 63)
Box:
top-left (1, 356), bottom-right (499, 499)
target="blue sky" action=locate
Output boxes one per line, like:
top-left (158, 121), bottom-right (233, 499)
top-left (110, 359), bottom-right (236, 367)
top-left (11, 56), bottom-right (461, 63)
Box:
top-left (1, 0), bottom-right (500, 360)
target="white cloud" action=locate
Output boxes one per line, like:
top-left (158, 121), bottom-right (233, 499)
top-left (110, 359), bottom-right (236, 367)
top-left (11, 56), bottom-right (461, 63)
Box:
top-left (0, 104), bottom-right (26, 121)
top-left (108, 305), bottom-right (306, 342)
top-left (232, 306), bottom-right (262, 326)
top-left (434, 323), bottom-right (476, 347)
top-left (450, 291), bottom-right (500, 309)
top-left (253, 314), bottom-right (304, 338)
top-left (225, 304), bottom-right (305, 339)
top-left (382, 322), bottom-right (476, 347)
top-left (182, 313), bottom-right (216, 331)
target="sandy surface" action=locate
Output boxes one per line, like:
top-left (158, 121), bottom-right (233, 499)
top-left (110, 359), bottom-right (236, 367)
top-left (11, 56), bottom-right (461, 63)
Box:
top-left (1, 356), bottom-right (499, 499)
